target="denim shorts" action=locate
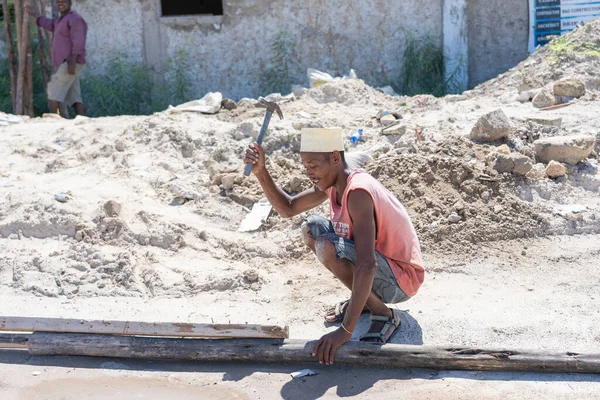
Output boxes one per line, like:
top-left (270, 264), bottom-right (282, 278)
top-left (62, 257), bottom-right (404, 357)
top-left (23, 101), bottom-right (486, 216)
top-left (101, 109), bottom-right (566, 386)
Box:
top-left (305, 215), bottom-right (409, 304)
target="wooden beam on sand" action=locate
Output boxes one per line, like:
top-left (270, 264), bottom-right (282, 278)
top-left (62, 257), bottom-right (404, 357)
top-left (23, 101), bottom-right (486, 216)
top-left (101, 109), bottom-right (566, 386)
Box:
top-left (0, 317), bottom-right (289, 339)
top-left (1, 333), bottom-right (599, 374)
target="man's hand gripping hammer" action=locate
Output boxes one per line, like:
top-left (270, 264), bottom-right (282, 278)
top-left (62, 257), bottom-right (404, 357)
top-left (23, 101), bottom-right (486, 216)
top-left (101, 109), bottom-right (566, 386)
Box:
top-left (244, 97), bottom-right (284, 176)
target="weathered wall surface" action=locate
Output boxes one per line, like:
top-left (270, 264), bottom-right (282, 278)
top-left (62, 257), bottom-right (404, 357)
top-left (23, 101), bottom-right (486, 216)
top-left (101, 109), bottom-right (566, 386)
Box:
top-left (72, 0), bottom-right (443, 100)
top-left (33, 0), bottom-right (531, 99)
top-left (74, 0), bottom-right (145, 66)
top-left (467, 0), bottom-right (530, 88)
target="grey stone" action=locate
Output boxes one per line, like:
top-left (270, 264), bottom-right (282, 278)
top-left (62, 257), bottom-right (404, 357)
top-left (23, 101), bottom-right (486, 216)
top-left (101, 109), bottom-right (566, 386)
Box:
top-left (532, 89), bottom-right (555, 108)
top-left (448, 212), bottom-right (461, 223)
top-left (526, 117), bottom-right (562, 128)
top-left (104, 201), bottom-right (122, 217)
top-left (469, 109), bottom-right (513, 142)
top-left (221, 98), bottom-right (238, 110)
top-left (489, 153), bottom-right (515, 173)
top-left (545, 160), bottom-right (567, 179)
top-left (553, 78), bottom-right (585, 98)
top-left (534, 135), bottom-right (597, 164)
top-left (512, 154), bottom-right (533, 176)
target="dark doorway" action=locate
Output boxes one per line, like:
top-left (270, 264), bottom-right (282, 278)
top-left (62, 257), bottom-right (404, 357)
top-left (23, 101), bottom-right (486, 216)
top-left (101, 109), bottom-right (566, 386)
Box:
top-left (160, 1), bottom-right (224, 17)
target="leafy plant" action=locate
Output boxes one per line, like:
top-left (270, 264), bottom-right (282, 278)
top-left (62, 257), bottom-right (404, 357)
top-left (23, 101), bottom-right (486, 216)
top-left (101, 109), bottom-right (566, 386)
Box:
top-left (165, 48), bottom-right (193, 105)
top-left (393, 34), bottom-right (463, 97)
top-left (548, 31), bottom-right (600, 65)
top-left (259, 31), bottom-right (301, 95)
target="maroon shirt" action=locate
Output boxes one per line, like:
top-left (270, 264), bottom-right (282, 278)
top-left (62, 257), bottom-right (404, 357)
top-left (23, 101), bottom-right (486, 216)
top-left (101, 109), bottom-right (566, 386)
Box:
top-left (37, 11), bottom-right (87, 70)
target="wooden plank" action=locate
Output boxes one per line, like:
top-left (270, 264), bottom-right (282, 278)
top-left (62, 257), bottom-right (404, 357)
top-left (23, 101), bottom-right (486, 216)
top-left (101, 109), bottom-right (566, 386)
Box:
top-left (0, 317), bottom-right (288, 339)
top-left (26, 334), bottom-right (600, 374)
top-left (0, 333), bottom-right (29, 348)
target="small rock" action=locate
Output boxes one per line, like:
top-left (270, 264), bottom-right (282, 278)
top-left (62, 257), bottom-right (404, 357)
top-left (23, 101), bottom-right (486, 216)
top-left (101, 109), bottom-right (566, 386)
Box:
top-left (526, 163), bottom-right (547, 180)
top-left (445, 94), bottom-right (467, 102)
top-left (382, 123), bottom-right (408, 135)
top-left (489, 153), bottom-right (514, 173)
top-left (545, 160), bottom-right (567, 179)
top-left (469, 109), bottom-right (513, 142)
top-left (103, 200), bottom-right (122, 217)
top-left (496, 144), bottom-right (511, 155)
top-left (115, 139), bottom-right (127, 152)
top-left (221, 98), bottom-right (238, 110)
top-left (553, 78), bottom-right (585, 98)
top-left (481, 191), bottom-right (491, 201)
top-left (517, 89), bottom-right (541, 103)
top-left (32, 371), bottom-right (42, 376)
top-left (534, 135), bottom-right (596, 164)
top-left (221, 174), bottom-right (237, 190)
top-left (292, 85), bottom-right (306, 97)
top-left (244, 269), bottom-right (259, 283)
top-left (526, 117), bottom-right (562, 128)
top-left (286, 279), bottom-right (293, 285)
top-left (532, 89), bottom-right (555, 108)
top-left (493, 205), bottom-right (504, 213)
top-left (506, 136), bottom-right (525, 152)
top-left (380, 114), bottom-right (397, 126)
top-left (448, 212), bottom-right (461, 223)
top-left (512, 154), bottom-right (533, 176)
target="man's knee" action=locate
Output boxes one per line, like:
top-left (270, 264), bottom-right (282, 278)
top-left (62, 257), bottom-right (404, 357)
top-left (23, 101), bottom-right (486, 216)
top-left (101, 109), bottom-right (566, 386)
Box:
top-left (315, 236), bottom-right (336, 264)
top-left (301, 221), bottom-right (312, 247)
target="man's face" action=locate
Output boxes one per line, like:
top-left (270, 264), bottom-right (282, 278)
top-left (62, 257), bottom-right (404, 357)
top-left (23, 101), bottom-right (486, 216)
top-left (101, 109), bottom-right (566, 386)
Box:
top-left (56, 0), bottom-right (71, 14)
top-left (300, 152), bottom-right (340, 192)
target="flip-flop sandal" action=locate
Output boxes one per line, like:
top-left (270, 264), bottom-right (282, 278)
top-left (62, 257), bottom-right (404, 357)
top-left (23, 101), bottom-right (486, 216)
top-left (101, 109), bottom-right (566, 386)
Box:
top-left (324, 299), bottom-right (369, 323)
top-left (359, 309), bottom-right (402, 344)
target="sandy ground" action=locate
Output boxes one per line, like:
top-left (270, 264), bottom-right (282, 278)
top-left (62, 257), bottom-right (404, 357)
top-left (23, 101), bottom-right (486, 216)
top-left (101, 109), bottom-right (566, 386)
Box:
top-left (2, 24), bottom-right (600, 398)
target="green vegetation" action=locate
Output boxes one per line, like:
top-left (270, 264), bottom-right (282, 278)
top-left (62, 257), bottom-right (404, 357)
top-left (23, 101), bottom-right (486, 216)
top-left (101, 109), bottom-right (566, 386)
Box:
top-left (0, 47), bottom-right (194, 117)
top-left (548, 32), bottom-right (600, 64)
top-left (259, 31), bottom-right (302, 95)
top-left (393, 34), bottom-right (463, 97)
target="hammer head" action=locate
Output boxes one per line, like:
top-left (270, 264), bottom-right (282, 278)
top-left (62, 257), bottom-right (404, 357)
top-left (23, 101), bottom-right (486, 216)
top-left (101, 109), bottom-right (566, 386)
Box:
top-left (258, 97), bottom-right (284, 120)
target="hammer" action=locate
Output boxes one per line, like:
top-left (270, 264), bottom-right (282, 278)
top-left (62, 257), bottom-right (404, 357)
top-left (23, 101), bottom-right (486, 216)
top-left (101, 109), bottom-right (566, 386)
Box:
top-left (244, 97), bottom-right (284, 176)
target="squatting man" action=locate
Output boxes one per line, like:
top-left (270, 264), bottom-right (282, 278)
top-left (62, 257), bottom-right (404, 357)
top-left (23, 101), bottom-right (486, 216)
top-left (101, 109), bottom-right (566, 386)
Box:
top-left (244, 127), bottom-right (425, 364)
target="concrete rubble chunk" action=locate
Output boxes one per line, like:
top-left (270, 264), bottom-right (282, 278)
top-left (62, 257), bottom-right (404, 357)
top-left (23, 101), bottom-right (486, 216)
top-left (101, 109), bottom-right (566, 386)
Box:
top-left (380, 114), bottom-right (397, 126)
top-left (553, 78), bottom-right (585, 98)
top-left (512, 154), bottom-right (534, 176)
top-left (526, 163), bottom-right (547, 180)
top-left (534, 135), bottom-right (596, 164)
top-left (489, 153), bottom-right (515, 174)
top-left (104, 201), bottom-right (122, 217)
top-left (469, 109), bottom-right (513, 142)
top-left (517, 89), bottom-right (540, 103)
top-left (532, 89), bottom-right (555, 109)
top-left (545, 160), bottom-right (567, 179)
top-left (526, 117), bottom-right (562, 128)
top-left (381, 123), bottom-right (408, 135)
top-left (221, 98), bottom-right (238, 110)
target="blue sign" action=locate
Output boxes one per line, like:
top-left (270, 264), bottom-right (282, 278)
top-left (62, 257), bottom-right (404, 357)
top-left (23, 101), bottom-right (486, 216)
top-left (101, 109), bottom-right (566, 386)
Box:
top-left (529, 0), bottom-right (600, 51)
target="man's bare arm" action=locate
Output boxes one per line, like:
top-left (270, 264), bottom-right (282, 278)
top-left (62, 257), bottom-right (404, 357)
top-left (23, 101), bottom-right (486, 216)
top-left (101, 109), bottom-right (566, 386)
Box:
top-left (244, 143), bottom-right (327, 218)
top-left (343, 189), bottom-right (378, 332)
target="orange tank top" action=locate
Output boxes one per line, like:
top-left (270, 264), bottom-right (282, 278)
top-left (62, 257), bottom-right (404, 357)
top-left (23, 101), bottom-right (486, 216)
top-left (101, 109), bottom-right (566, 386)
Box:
top-left (326, 169), bottom-right (425, 297)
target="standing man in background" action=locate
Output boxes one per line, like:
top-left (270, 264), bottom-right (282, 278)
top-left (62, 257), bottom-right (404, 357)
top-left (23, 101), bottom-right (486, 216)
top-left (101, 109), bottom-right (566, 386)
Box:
top-left (26, 0), bottom-right (88, 117)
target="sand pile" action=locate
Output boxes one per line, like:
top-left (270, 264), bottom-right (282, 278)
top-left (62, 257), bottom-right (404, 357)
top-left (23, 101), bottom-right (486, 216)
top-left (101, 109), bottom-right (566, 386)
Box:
top-left (477, 20), bottom-right (600, 99)
top-left (1, 68), bottom-right (599, 299)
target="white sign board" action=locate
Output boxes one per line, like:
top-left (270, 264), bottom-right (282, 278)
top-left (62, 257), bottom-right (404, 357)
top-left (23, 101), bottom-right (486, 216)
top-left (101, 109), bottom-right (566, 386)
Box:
top-left (529, 0), bottom-right (600, 52)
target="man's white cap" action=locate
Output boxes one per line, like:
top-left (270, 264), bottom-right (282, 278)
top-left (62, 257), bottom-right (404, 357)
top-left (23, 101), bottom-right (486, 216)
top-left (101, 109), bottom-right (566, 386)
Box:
top-left (300, 127), bottom-right (344, 153)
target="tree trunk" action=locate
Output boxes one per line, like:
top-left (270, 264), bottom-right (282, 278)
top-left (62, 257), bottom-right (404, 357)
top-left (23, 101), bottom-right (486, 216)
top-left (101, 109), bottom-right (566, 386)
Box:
top-left (14, 0), bottom-right (24, 115)
top-left (1, 0), bottom-right (17, 112)
top-left (25, 27), bottom-right (34, 116)
top-left (36, 1), bottom-right (50, 90)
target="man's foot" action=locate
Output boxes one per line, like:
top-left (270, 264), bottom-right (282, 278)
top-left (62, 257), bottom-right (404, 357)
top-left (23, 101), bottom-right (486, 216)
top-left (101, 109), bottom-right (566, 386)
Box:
top-left (324, 299), bottom-right (369, 323)
top-left (359, 308), bottom-right (401, 344)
